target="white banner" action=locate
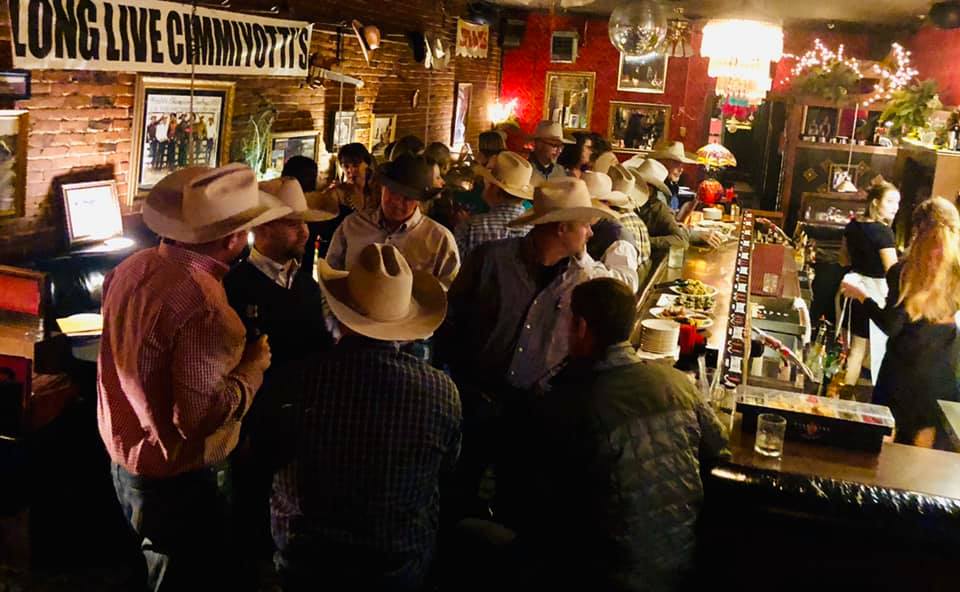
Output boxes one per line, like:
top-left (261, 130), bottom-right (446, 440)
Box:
top-left (456, 19), bottom-right (488, 59)
top-left (9, 0), bottom-right (313, 77)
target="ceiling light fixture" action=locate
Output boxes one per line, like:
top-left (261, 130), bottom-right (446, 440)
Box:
top-left (701, 18), bottom-right (784, 105)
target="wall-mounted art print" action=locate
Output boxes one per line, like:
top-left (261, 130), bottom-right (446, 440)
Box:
top-left (0, 70), bottom-right (30, 100)
top-left (544, 71), bottom-right (595, 132)
top-left (331, 111), bottom-right (357, 150)
top-left (369, 115), bottom-right (397, 154)
top-left (61, 180), bottom-right (123, 246)
top-left (617, 52), bottom-right (668, 94)
top-left (452, 83), bottom-right (473, 151)
top-left (608, 102), bottom-right (670, 152)
top-left (266, 131), bottom-right (320, 179)
top-left (0, 110), bottom-right (28, 219)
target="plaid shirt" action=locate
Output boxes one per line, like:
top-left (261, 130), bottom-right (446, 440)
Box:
top-left (270, 337), bottom-right (461, 585)
top-left (617, 211), bottom-right (652, 265)
top-left (454, 202), bottom-right (531, 259)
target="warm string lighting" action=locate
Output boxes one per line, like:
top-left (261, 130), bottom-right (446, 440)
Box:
top-left (780, 39), bottom-right (862, 85)
top-left (863, 43), bottom-right (918, 107)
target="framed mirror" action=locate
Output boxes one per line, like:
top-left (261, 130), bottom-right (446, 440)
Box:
top-left (543, 71), bottom-right (595, 132)
top-left (608, 101), bottom-right (670, 152)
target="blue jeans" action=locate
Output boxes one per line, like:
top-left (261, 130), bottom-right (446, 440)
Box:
top-left (111, 462), bottom-right (235, 592)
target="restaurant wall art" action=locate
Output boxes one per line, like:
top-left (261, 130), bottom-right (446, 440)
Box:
top-left (608, 102), bottom-right (670, 152)
top-left (266, 131), bottom-right (321, 179)
top-left (617, 52), bottom-right (669, 94)
top-left (0, 111), bottom-right (28, 219)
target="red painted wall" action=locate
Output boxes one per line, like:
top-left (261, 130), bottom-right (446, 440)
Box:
top-left (908, 26), bottom-right (960, 106)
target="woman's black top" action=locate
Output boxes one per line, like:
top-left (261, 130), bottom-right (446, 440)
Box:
top-left (844, 219), bottom-right (895, 278)
top-left (864, 262), bottom-right (960, 444)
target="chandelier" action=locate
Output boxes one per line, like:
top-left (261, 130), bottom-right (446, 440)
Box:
top-left (701, 18), bottom-right (783, 105)
top-left (664, 7), bottom-right (693, 58)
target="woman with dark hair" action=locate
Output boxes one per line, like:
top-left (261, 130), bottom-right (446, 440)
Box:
top-left (589, 132), bottom-right (618, 175)
top-left (558, 134), bottom-right (592, 178)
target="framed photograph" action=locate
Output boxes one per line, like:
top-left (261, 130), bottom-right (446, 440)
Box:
top-left (265, 131), bottom-right (320, 179)
top-left (452, 83), bottom-right (473, 151)
top-left (617, 53), bottom-right (669, 94)
top-left (803, 106), bottom-right (840, 139)
top-left (608, 102), bottom-right (671, 152)
top-left (369, 114), bottom-right (397, 153)
top-left (62, 180), bottom-right (123, 246)
top-left (331, 111), bottom-right (356, 150)
top-left (0, 70), bottom-right (30, 100)
top-left (0, 110), bottom-right (27, 219)
top-left (129, 77), bottom-right (235, 204)
top-left (543, 71), bottom-right (595, 132)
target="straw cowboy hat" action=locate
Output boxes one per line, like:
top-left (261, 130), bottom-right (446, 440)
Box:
top-left (508, 177), bottom-right (617, 227)
top-left (317, 243), bottom-right (446, 341)
top-left (607, 165), bottom-right (650, 209)
top-left (378, 153), bottom-right (443, 201)
top-left (351, 20), bottom-right (381, 65)
top-left (259, 177), bottom-right (339, 222)
top-left (530, 121), bottom-right (574, 145)
top-left (476, 151), bottom-right (534, 200)
top-left (143, 163), bottom-right (291, 244)
top-left (582, 171), bottom-right (630, 208)
top-left (627, 158), bottom-right (671, 198)
top-left (649, 141), bottom-right (698, 164)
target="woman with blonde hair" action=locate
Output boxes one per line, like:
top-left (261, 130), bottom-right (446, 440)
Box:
top-left (841, 197), bottom-right (960, 447)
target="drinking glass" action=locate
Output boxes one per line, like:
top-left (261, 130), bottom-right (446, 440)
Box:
top-left (668, 245), bottom-right (684, 269)
top-left (755, 413), bottom-right (787, 458)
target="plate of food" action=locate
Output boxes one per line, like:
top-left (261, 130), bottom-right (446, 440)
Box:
top-left (650, 306), bottom-right (714, 329)
top-left (670, 279), bottom-right (719, 298)
top-left (674, 293), bottom-right (716, 313)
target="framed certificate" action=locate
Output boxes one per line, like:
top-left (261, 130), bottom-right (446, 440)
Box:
top-left (61, 180), bottom-right (123, 246)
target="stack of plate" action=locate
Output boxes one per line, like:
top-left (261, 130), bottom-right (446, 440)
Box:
top-left (639, 319), bottom-right (680, 355)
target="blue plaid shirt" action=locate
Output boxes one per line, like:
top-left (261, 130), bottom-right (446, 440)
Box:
top-left (454, 202), bottom-right (531, 260)
top-left (270, 337), bottom-right (462, 585)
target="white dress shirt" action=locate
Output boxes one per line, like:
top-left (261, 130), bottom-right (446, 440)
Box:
top-left (248, 247), bottom-right (301, 289)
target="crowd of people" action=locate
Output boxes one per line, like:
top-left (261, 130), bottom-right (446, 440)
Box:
top-left (145, 112), bottom-right (217, 171)
top-left (97, 121), bottom-right (734, 591)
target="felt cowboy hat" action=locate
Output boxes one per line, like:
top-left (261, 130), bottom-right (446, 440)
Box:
top-left (607, 165), bottom-right (650, 209)
top-left (317, 243), bottom-right (446, 341)
top-left (648, 141), bottom-right (698, 164)
top-left (582, 171), bottom-right (630, 208)
top-left (508, 177), bottom-right (617, 227)
top-left (475, 151), bottom-right (534, 200)
top-left (377, 153), bottom-right (443, 201)
top-left (259, 177), bottom-right (339, 222)
top-left (351, 20), bottom-right (381, 65)
top-left (627, 158), bottom-right (671, 197)
top-left (143, 163), bottom-right (291, 244)
top-left (530, 121), bottom-right (574, 145)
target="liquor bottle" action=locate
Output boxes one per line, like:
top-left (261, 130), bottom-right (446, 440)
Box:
top-left (244, 304), bottom-right (262, 342)
top-left (952, 120), bottom-right (960, 150)
top-left (805, 322), bottom-right (828, 385)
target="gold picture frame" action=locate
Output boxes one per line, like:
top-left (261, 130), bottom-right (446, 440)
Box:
top-left (265, 130), bottom-right (321, 179)
top-left (128, 76), bottom-right (235, 204)
top-left (369, 114), bottom-right (397, 152)
top-left (0, 110), bottom-right (27, 219)
top-left (608, 101), bottom-right (671, 153)
top-left (617, 52), bottom-right (669, 94)
top-left (543, 71), bottom-right (595, 132)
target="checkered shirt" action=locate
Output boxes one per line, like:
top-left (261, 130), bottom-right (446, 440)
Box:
top-left (454, 202), bottom-right (531, 260)
top-left (617, 210), bottom-right (652, 265)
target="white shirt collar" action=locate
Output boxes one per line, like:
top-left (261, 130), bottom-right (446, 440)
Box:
top-left (248, 247), bottom-right (300, 289)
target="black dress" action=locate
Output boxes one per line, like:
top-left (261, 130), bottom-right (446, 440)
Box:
top-left (844, 219), bottom-right (896, 338)
top-left (864, 262), bottom-right (960, 444)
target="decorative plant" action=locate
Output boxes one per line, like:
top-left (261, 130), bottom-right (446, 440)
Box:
top-left (790, 60), bottom-right (861, 104)
top-left (235, 95), bottom-right (278, 177)
top-left (879, 79), bottom-right (942, 139)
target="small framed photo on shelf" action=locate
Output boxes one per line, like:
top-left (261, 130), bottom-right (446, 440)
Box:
top-left (543, 71), bottom-right (595, 132)
top-left (803, 106), bottom-right (840, 139)
top-left (331, 111), bottom-right (357, 150)
top-left (265, 131), bottom-right (321, 179)
top-left (0, 70), bottom-right (30, 100)
top-left (0, 110), bottom-right (28, 219)
top-left (617, 53), bottom-right (668, 94)
top-left (608, 101), bottom-right (670, 152)
top-left (61, 180), bottom-right (123, 246)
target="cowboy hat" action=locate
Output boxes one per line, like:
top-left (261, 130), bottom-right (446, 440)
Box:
top-left (582, 171), bottom-right (630, 208)
top-left (530, 121), bottom-right (574, 145)
top-left (351, 20), bottom-right (381, 65)
top-left (317, 243), bottom-right (446, 341)
top-left (259, 177), bottom-right (339, 222)
top-left (143, 163), bottom-right (291, 244)
top-left (378, 153), bottom-right (443, 201)
top-left (508, 177), bottom-right (617, 227)
top-left (607, 165), bottom-right (650, 209)
top-left (628, 158), bottom-right (671, 197)
top-left (476, 151), bottom-right (534, 200)
top-left (649, 141), bottom-right (698, 164)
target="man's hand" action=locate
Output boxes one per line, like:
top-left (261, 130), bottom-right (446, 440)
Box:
top-left (692, 229), bottom-right (723, 249)
top-left (240, 335), bottom-right (271, 375)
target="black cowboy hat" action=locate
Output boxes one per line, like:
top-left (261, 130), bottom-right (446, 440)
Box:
top-left (377, 153), bottom-right (442, 201)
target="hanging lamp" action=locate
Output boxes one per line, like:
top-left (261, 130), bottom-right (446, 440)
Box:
top-left (700, 16), bottom-right (783, 105)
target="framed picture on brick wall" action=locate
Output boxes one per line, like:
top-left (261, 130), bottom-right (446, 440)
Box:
top-left (0, 110), bottom-right (28, 219)
top-left (331, 111), bottom-right (356, 151)
top-left (452, 83), bottom-right (473, 152)
top-left (129, 77), bottom-right (235, 204)
top-left (61, 179), bottom-right (123, 246)
top-left (369, 115), bottom-right (397, 156)
top-left (265, 131), bottom-right (321, 180)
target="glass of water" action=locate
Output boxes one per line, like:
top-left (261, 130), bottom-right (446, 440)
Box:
top-left (668, 245), bottom-right (685, 269)
top-left (755, 413), bottom-right (787, 458)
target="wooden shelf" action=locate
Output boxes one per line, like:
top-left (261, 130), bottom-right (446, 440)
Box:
top-left (796, 141), bottom-right (898, 156)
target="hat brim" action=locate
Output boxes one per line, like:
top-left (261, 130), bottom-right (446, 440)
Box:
top-left (508, 203), bottom-right (618, 227)
top-left (316, 259), bottom-right (447, 342)
top-left (378, 173), bottom-right (442, 201)
top-left (649, 149), bottom-right (698, 164)
top-left (289, 190), bottom-right (340, 222)
top-left (626, 167), bottom-right (671, 199)
top-left (144, 188), bottom-right (292, 243)
top-left (594, 190), bottom-right (630, 208)
top-left (628, 183), bottom-right (651, 208)
top-left (531, 135), bottom-right (575, 145)
top-left (477, 167), bottom-right (534, 200)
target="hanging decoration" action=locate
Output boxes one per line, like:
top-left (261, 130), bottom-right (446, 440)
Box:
top-left (721, 97), bottom-right (756, 122)
top-left (664, 7), bottom-right (694, 58)
top-left (608, 0), bottom-right (668, 57)
top-left (700, 18), bottom-right (783, 105)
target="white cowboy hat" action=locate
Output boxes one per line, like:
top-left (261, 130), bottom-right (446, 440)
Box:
top-left (317, 243), bottom-right (446, 342)
top-left (476, 151), bottom-right (534, 200)
top-left (627, 158), bottom-right (671, 197)
top-left (592, 151), bottom-right (620, 175)
top-left (508, 177), bottom-right (617, 227)
top-left (582, 171), bottom-right (630, 208)
top-left (607, 165), bottom-right (649, 210)
top-left (649, 141), bottom-right (698, 164)
top-left (530, 120), bottom-right (574, 145)
top-left (259, 177), bottom-right (339, 222)
top-left (143, 163), bottom-right (291, 244)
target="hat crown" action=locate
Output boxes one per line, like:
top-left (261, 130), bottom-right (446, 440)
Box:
top-left (380, 154), bottom-right (439, 201)
top-left (183, 163), bottom-right (260, 229)
top-left (347, 244), bottom-right (415, 322)
top-left (491, 151), bottom-right (533, 189)
top-left (260, 177), bottom-right (308, 214)
top-left (634, 158), bottom-right (669, 183)
top-left (652, 141), bottom-right (695, 163)
top-left (608, 165), bottom-right (636, 194)
top-left (582, 171), bottom-right (614, 197)
top-left (533, 177), bottom-right (594, 214)
top-left (533, 121), bottom-right (566, 142)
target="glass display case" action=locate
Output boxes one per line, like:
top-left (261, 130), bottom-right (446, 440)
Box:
top-left (799, 192), bottom-right (866, 229)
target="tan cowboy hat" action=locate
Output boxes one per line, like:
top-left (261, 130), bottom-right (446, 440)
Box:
top-left (530, 121), bottom-right (574, 145)
top-left (143, 163), bottom-right (291, 244)
top-left (627, 158), bottom-right (671, 197)
top-left (649, 141), bottom-right (698, 164)
top-left (317, 243), bottom-right (446, 341)
top-left (476, 151), bottom-right (534, 200)
top-left (259, 177), bottom-right (339, 222)
top-left (508, 177), bottom-right (617, 227)
top-left (608, 165), bottom-right (649, 209)
top-left (582, 171), bottom-right (630, 208)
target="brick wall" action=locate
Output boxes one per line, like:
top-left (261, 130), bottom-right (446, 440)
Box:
top-left (0, 0), bottom-right (501, 263)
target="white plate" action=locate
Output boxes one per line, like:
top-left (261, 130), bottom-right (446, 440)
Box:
top-left (656, 293), bottom-right (715, 314)
top-left (649, 307), bottom-right (714, 329)
top-left (670, 283), bottom-right (719, 298)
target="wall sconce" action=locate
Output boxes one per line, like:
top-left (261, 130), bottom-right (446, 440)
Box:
top-left (488, 99), bottom-right (518, 126)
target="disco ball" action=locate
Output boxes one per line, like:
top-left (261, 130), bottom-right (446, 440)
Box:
top-left (608, 1), bottom-right (668, 56)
